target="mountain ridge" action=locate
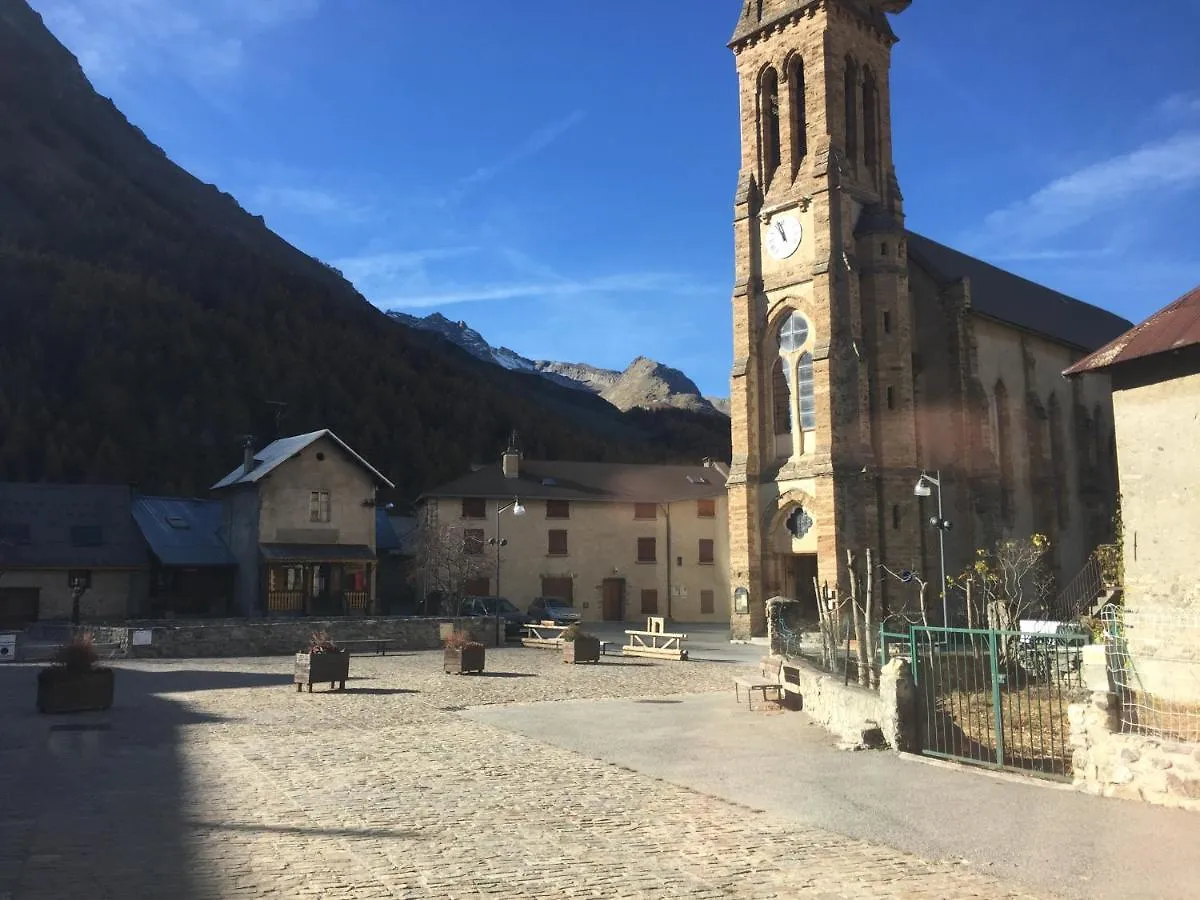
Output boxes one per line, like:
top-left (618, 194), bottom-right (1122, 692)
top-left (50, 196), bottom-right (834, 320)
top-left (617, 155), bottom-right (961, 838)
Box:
top-left (386, 310), bottom-right (729, 416)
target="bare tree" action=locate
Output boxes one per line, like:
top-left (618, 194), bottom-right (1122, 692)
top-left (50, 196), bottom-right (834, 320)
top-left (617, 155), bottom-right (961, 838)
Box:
top-left (878, 564), bottom-right (931, 628)
top-left (409, 520), bottom-right (497, 616)
top-left (949, 533), bottom-right (1055, 662)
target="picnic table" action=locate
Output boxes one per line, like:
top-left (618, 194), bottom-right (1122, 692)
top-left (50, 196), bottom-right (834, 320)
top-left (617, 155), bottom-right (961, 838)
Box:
top-left (521, 621), bottom-right (570, 649)
top-left (336, 638), bottom-right (393, 656)
top-left (622, 617), bottom-right (688, 661)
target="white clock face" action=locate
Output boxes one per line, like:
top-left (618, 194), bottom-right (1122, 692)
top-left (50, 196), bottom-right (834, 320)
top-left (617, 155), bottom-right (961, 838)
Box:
top-left (765, 215), bottom-right (803, 260)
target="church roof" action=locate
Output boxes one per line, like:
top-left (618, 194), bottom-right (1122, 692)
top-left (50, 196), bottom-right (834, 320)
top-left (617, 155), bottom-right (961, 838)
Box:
top-left (905, 232), bottom-right (1133, 353)
top-left (1063, 283), bottom-right (1200, 376)
top-left (730, 0), bottom-right (902, 47)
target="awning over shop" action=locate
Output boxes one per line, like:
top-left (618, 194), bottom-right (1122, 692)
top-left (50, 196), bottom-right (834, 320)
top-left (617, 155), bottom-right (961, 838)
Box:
top-left (259, 543), bottom-right (376, 563)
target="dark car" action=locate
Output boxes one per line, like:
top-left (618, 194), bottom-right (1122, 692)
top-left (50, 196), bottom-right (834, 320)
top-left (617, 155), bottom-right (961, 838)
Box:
top-left (526, 596), bottom-right (581, 625)
top-left (460, 596), bottom-right (530, 639)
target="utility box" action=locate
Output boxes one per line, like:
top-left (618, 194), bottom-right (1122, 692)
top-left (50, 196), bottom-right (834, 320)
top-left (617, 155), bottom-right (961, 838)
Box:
top-left (0, 633), bottom-right (16, 663)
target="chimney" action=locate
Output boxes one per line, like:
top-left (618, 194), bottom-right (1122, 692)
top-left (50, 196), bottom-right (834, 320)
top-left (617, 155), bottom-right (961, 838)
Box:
top-left (242, 437), bottom-right (256, 476)
top-left (502, 430), bottom-right (521, 479)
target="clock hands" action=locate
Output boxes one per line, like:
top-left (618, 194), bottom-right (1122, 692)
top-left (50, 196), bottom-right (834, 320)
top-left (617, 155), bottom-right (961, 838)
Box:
top-left (775, 221), bottom-right (787, 240)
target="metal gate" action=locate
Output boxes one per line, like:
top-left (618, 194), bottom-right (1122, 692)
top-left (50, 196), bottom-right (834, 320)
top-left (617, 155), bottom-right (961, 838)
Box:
top-left (909, 625), bottom-right (1087, 780)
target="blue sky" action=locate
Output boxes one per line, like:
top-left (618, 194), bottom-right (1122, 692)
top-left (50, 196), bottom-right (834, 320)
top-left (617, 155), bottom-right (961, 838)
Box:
top-left (29, 0), bottom-right (1200, 397)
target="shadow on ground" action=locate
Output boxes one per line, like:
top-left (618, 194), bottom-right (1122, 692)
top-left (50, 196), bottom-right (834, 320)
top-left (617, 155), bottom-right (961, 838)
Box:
top-left (0, 664), bottom-right (288, 898)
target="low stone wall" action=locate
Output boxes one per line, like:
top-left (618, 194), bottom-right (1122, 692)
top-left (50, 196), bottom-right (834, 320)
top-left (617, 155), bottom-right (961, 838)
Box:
top-left (106, 616), bottom-right (502, 659)
top-left (763, 654), bottom-right (918, 751)
top-left (1069, 691), bottom-right (1200, 811)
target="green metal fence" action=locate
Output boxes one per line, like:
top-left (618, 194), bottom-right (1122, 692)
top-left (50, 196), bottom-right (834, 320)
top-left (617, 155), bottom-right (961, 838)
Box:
top-left (908, 625), bottom-right (1088, 780)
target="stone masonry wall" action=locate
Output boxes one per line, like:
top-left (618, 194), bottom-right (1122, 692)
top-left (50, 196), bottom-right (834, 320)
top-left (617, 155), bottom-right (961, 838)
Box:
top-left (762, 652), bottom-right (917, 751)
top-left (109, 616), bottom-right (502, 659)
top-left (1070, 691), bottom-right (1200, 812)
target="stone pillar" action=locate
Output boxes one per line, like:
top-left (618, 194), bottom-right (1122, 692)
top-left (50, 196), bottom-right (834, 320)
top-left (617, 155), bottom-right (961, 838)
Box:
top-left (878, 657), bottom-right (918, 752)
top-left (1069, 690), bottom-right (1121, 793)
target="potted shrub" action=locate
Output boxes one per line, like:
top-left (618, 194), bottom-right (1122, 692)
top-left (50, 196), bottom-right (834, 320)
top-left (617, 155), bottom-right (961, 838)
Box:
top-left (37, 632), bottom-right (115, 714)
top-left (294, 631), bottom-right (350, 692)
top-left (561, 624), bottom-right (601, 665)
top-left (444, 629), bottom-right (485, 675)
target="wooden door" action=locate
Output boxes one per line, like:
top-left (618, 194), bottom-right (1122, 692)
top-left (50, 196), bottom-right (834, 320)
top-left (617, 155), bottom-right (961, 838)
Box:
top-left (0, 587), bottom-right (39, 628)
top-left (601, 578), bottom-right (624, 621)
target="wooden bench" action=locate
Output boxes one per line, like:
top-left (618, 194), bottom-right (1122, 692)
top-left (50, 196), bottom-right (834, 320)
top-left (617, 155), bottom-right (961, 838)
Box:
top-left (734, 677), bottom-right (783, 711)
top-left (336, 638), bottom-right (392, 656)
top-left (521, 622), bottom-right (569, 649)
top-left (622, 617), bottom-right (688, 662)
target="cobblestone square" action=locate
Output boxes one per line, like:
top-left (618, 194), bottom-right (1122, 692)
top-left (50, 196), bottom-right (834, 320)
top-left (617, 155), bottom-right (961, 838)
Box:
top-left (0, 648), bottom-right (1048, 898)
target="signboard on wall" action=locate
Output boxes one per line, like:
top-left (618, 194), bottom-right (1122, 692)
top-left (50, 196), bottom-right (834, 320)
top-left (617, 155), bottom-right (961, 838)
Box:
top-left (132, 630), bottom-right (153, 647)
top-left (733, 586), bottom-right (750, 615)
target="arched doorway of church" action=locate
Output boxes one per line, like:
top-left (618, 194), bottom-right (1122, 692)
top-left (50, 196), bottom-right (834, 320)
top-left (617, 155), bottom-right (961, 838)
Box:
top-left (769, 503), bottom-right (820, 623)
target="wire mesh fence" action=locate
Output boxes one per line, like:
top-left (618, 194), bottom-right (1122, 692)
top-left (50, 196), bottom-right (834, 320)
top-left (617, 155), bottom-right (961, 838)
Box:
top-left (1103, 603), bottom-right (1200, 743)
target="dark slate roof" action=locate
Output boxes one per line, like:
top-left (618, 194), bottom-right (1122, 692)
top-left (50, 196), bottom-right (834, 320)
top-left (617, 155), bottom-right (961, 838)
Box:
top-left (420, 461), bottom-right (728, 504)
top-left (0, 483), bottom-right (148, 569)
top-left (259, 544), bottom-right (375, 562)
top-left (211, 429), bottom-right (394, 490)
top-left (1065, 283), bottom-right (1200, 375)
top-left (906, 232), bottom-right (1133, 352)
top-left (132, 495), bottom-right (236, 567)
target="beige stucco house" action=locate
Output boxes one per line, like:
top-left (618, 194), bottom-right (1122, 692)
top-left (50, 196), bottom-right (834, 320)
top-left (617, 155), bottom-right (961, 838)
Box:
top-left (1066, 284), bottom-right (1200, 703)
top-left (211, 430), bottom-right (395, 617)
top-left (419, 449), bottom-right (730, 624)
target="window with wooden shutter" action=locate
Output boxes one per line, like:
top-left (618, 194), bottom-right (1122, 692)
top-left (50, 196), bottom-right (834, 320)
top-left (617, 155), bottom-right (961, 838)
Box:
top-left (546, 499), bottom-right (570, 519)
top-left (697, 498), bottom-right (716, 519)
top-left (548, 529), bottom-right (568, 556)
top-left (462, 498), bottom-right (486, 519)
top-left (640, 589), bottom-right (659, 615)
top-left (463, 529), bottom-right (484, 555)
top-left (700, 590), bottom-right (715, 615)
top-left (698, 539), bottom-right (714, 565)
top-left (637, 537), bottom-right (656, 563)
top-left (634, 502), bottom-right (657, 520)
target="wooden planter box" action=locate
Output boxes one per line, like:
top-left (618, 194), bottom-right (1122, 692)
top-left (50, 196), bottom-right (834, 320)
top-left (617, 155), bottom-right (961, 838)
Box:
top-left (295, 649), bottom-right (350, 692)
top-left (563, 636), bottom-right (601, 664)
top-left (37, 666), bottom-right (115, 714)
top-left (444, 645), bottom-right (485, 675)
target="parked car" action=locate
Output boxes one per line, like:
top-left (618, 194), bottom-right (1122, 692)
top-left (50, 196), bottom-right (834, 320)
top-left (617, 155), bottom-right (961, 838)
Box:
top-left (459, 596), bottom-right (530, 639)
top-left (527, 596), bottom-right (580, 625)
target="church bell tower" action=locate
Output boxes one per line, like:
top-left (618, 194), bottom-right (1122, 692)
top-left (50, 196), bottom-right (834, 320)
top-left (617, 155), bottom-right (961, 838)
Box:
top-left (726, 0), bottom-right (919, 637)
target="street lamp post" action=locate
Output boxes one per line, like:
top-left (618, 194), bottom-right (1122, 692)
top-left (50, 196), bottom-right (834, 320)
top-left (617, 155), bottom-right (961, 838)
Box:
top-left (488, 498), bottom-right (526, 645)
top-left (914, 471), bottom-right (952, 627)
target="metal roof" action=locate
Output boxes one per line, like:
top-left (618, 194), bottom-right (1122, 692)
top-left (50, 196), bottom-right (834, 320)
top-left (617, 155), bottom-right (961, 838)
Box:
top-left (420, 460), bottom-right (728, 505)
top-left (906, 232), bottom-right (1133, 352)
top-left (1064, 284), bottom-right (1200, 376)
top-left (259, 543), bottom-right (376, 563)
top-left (132, 495), bottom-right (236, 567)
top-left (0, 483), bottom-right (148, 569)
top-left (211, 429), bottom-right (394, 491)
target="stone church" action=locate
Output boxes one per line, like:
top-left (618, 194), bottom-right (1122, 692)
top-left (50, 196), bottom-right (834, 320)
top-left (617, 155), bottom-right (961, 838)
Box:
top-left (724, 0), bottom-right (1131, 637)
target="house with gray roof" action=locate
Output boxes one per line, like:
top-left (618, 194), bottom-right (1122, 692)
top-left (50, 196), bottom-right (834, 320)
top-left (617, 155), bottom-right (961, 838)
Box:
top-left (132, 496), bottom-right (237, 617)
top-left (210, 429), bottom-right (395, 617)
top-left (0, 483), bottom-right (150, 626)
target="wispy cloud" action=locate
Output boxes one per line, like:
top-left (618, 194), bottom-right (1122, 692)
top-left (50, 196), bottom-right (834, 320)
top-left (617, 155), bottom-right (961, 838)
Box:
top-left (381, 271), bottom-right (700, 310)
top-left (1155, 92), bottom-right (1200, 122)
top-left (31, 0), bottom-right (318, 84)
top-left (440, 110), bottom-right (587, 206)
top-left (334, 247), bottom-right (481, 286)
top-left (253, 185), bottom-right (374, 223)
top-left (967, 130), bottom-right (1200, 254)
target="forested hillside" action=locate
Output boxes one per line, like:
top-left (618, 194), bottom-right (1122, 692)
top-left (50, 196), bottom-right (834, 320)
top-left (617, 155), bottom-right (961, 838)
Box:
top-left (0, 0), bottom-right (729, 501)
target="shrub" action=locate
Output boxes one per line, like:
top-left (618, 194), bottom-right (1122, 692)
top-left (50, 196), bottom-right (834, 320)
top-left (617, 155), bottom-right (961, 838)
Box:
top-left (307, 631), bottom-right (340, 654)
top-left (55, 633), bottom-right (99, 672)
top-left (444, 629), bottom-right (484, 651)
top-left (560, 623), bottom-right (595, 643)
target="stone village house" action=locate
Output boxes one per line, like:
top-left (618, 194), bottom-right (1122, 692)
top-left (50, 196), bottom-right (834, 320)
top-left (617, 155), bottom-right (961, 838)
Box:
top-left (1066, 283), bottom-right (1200, 704)
top-left (0, 429), bottom-right (397, 624)
top-left (0, 483), bottom-right (149, 626)
top-left (419, 448), bottom-right (731, 624)
top-left (723, 0), bottom-right (1131, 636)
top-left (210, 429), bottom-right (395, 617)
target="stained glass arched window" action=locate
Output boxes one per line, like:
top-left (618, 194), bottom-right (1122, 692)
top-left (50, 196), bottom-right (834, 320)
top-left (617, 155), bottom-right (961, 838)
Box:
top-left (778, 312), bottom-right (809, 353)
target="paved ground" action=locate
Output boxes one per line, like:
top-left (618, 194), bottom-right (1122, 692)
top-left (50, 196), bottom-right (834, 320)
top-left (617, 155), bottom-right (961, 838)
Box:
top-left (0, 646), bottom-right (1085, 898)
top-left (468, 693), bottom-right (1200, 900)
